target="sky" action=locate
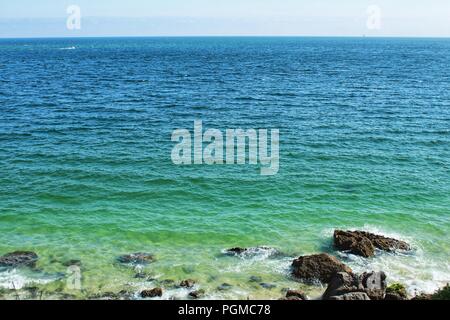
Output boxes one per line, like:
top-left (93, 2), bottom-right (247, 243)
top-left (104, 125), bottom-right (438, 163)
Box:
top-left (1, 0), bottom-right (449, 38)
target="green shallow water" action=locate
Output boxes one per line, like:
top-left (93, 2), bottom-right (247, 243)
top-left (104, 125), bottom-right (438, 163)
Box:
top-left (0, 37), bottom-right (449, 299)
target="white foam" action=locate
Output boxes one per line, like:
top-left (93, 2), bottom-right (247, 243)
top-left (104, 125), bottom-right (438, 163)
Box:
top-left (0, 269), bottom-right (58, 290)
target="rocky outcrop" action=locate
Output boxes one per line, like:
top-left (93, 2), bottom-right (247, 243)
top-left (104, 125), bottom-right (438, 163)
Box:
top-left (291, 253), bottom-right (352, 283)
top-left (334, 230), bottom-right (410, 257)
top-left (322, 271), bottom-right (387, 300)
top-left (117, 253), bottom-right (155, 265)
top-left (141, 288), bottom-right (163, 298)
top-left (0, 251), bottom-right (38, 268)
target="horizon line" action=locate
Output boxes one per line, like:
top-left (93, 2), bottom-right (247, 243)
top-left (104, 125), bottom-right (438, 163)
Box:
top-left (1, 35), bottom-right (450, 40)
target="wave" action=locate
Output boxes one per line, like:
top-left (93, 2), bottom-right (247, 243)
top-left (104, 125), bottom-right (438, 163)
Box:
top-left (0, 268), bottom-right (63, 290)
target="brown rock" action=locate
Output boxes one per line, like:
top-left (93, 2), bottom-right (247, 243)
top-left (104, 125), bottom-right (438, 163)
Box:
top-left (286, 290), bottom-right (307, 300)
top-left (180, 279), bottom-right (196, 288)
top-left (334, 230), bottom-right (410, 257)
top-left (189, 289), bottom-right (205, 299)
top-left (334, 230), bottom-right (375, 257)
top-left (141, 288), bottom-right (163, 298)
top-left (364, 232), bottom-right (410, 251)
top-left (291, 253), bottom-right (352, 283)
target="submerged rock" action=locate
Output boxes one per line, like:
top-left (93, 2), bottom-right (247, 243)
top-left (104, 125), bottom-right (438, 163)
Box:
top-left (62, 259), bottom-right (82, 267)
top-left (117, 253), bottom-right (155, 265)
top-left (158, 279), bottom-right (178, 289)
top-left (334, 230), bottom-right (410, 257)
top-left (141, 288), bottom-right (163, 298)
top-left (249, 276), bottom-right (263, 283)
top-left (259, 283), bottom-right (276, 290)
top-left (0, 251), bottom-right (38, 268)
top-left (322, 271), bottom-right (387, 300)
top-left (182, 266), bottom-right (195, 274)
top-left (217, 283), bottom-right (232, 291)
top-left (223, 246), bottom-right (283, 258)
top-left (134, 272), bottom-right (146, 279)
top-left (134, 271), bottom-right (154, 280)
top-left (291, 253), bottom-right (352, 283)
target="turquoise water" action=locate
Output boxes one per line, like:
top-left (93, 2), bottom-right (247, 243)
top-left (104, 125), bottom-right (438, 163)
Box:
top-left (0, 37), bottom-right (449, 299)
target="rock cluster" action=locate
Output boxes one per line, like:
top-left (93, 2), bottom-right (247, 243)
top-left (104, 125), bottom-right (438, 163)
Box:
top-left (334, 230), bottom-right (411, 257)
top-left (2, 230), bottom-right (443, 301)
top-left (289, 230), bottom-right (415, 300)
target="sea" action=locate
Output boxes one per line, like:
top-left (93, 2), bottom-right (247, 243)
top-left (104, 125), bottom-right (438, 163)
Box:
top-left (0, 37), bottom-right (449, 299)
